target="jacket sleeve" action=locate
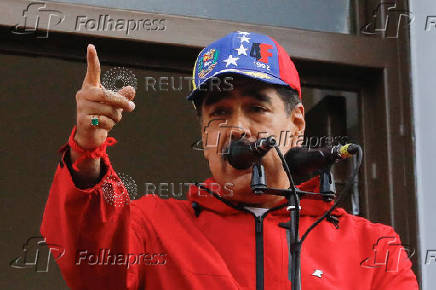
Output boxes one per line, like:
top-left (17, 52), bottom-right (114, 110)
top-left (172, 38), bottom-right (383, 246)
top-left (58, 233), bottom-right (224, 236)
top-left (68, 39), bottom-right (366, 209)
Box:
top-left (40, 145), bottom-right (145, 289)
top-left (370, 225), bottom-right (419, 290)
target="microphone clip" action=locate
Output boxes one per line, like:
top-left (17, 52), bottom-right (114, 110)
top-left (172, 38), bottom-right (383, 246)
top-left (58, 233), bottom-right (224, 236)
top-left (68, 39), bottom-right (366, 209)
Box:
top-left (250, 162), bottom-right (267, 195)
top-left (250, 160), bottom-right (337, 201)
top-left (319, 169), bottom-right (336, 201)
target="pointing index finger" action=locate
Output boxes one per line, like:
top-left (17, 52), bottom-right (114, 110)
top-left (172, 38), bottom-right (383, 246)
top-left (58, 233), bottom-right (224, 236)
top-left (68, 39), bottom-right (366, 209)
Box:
top-left (82, 44), bottom-right (101, 88)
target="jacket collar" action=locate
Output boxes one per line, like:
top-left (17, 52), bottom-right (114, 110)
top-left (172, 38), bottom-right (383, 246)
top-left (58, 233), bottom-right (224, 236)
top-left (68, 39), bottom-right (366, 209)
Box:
top-left (187, 176), bottom-right (346, 217)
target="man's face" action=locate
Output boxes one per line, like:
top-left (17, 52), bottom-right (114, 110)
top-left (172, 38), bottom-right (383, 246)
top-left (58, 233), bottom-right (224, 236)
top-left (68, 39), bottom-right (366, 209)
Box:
top-left (200, 76), bottom-right (305, 205)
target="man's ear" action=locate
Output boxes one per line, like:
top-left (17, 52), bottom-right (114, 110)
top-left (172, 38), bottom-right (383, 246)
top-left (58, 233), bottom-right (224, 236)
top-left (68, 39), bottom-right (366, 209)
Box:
top-left (203, 138), bottom-right (210, 161)
top-left (291, 103), bottom-right (305, 146)
top-left (200, 121), bottom-right (211, 161)
top-left (198, 106), bottom-right (212, 162)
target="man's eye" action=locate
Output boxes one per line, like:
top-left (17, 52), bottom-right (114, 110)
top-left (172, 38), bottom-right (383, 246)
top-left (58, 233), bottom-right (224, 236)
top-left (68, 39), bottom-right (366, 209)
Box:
top-left (250, 106), bottom-right (267, 113)
top-left (210, 109), bottom-right (228, 116)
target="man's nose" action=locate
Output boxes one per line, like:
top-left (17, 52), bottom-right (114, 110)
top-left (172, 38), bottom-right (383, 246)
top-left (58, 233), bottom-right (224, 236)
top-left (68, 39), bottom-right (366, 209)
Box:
top-left (227, 114), bottom-right (251, 141)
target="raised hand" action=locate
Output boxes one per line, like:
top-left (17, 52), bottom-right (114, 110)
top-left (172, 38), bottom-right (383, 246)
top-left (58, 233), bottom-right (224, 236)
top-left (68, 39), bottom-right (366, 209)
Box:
top-left (74, 44), bottom-right (136, 149)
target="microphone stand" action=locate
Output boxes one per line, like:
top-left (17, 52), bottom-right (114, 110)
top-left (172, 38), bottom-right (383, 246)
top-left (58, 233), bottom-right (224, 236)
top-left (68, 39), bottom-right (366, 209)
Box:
top-left (251, 162), bottom-right (336, 290)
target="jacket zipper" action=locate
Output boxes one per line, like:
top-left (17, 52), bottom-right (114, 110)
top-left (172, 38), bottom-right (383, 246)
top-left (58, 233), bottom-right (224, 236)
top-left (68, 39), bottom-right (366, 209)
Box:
top-left (255, 215), bottom-right (265, 290)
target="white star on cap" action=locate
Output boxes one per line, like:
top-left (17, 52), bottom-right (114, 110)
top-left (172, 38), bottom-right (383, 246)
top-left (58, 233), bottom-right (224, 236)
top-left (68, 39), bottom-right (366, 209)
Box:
top-left (235, 44), bottom-right (248, 56)
top-left (312, 269), bottom-right (323, 278)
top-left (237, 31), bottom-right (250, 36)
top-left (223, 55), bottom-right (239, 67)
top-left (238, 35), bottom-right (250, 44)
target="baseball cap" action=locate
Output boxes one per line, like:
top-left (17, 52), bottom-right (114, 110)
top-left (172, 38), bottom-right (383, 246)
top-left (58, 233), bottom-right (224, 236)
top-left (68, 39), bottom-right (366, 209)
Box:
top-left (187, 31), bottom-right (301, 102)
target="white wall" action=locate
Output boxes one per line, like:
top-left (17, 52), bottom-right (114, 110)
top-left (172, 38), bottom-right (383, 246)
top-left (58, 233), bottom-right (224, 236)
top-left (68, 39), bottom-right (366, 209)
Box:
top-left (409, 0), bottom-right (436, 288)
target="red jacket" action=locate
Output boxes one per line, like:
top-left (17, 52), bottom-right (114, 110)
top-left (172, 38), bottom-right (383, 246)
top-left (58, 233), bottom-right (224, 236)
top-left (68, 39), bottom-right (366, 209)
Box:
top-left (41, 148), bottom-right (418, 290)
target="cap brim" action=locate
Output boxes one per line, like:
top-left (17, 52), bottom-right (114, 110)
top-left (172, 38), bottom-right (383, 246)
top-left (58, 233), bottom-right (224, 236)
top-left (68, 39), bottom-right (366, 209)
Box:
top-left (186, 69), bottom-right (289, 101)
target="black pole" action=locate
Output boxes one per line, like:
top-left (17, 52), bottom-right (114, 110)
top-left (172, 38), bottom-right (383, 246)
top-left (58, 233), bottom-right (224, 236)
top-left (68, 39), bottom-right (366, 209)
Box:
top-left (288, 191), bottom-right (302, 290)
top-left (246, 143), bottom-right (361, 290)
top-left (251, 162), bottom-right (302, 290)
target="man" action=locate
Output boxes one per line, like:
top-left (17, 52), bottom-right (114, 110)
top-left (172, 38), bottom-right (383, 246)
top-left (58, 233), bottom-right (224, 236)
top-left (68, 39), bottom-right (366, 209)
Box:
top-left (41, 32), bottom-right (418, 289)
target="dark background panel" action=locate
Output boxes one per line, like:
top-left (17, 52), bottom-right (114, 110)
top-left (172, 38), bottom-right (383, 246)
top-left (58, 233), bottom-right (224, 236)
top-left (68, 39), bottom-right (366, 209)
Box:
top-left (0, 52), bottom-right (208, 289)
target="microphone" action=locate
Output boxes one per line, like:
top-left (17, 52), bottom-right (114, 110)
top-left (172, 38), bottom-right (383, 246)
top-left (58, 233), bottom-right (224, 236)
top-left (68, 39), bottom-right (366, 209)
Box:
top-left (285, 143), bottom-right (359, 178)
top-left (223, 136), bottom-right (277, 170)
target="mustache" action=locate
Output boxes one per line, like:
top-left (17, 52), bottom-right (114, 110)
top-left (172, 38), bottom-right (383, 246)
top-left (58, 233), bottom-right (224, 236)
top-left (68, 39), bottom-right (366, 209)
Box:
top-left (191, 134), bottom-right (250, 155)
